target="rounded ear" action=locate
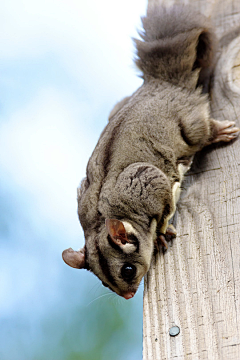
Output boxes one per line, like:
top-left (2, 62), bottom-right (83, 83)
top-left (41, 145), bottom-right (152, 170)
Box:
top-left (105, 219), bottom-right (129, 246)
top-left (62, 247), bottom-right (86, 269)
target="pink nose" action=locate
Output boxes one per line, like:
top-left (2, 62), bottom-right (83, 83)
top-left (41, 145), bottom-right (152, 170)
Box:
top-left (123, 292), bottom-right (135, 300)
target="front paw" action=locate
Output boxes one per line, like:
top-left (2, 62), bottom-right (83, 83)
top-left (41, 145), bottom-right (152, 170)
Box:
top-left (155, 224), bottom-right (177, 251)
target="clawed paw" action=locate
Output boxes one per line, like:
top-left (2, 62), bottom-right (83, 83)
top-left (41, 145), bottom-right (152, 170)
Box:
top-left (213, 120), bottom-right (240, 143)
top-left (155, 224), bottom-right (177, 251)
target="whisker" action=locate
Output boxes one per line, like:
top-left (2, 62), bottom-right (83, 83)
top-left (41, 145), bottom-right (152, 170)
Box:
top-left (87, 291), bottom-right (112, 306)
top-left (108, 292), bottom-right (120, 305)
top-left (87, 282), bottom-right (102, 297)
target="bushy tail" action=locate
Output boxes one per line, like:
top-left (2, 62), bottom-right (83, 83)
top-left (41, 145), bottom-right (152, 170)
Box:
top-left (134, 5), bottom-right (216, 89)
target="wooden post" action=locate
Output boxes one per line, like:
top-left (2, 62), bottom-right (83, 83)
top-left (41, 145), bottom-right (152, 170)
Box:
top-left (143, 1), bottom-right (240, 359)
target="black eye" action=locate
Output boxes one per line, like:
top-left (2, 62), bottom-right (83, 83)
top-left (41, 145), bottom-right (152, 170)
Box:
top-left (121, 264), bottom-right (136, 281)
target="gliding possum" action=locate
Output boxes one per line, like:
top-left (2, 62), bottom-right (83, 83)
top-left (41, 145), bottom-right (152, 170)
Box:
top-left (62, 5), bottom-right (239, 299)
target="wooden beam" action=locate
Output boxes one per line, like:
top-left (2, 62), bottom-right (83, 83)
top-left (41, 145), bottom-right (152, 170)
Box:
top-left (143, 1), bottom-right (240, 359)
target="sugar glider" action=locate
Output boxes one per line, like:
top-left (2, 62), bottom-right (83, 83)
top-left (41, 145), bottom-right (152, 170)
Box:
top-left (62, 5), bottom-right (239, 299)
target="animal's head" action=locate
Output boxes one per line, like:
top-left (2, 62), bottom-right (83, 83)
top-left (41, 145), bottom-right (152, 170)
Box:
top-left (62, 217), bottom-right (157, 299)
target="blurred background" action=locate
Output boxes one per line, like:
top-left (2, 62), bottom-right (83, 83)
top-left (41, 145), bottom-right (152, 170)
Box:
top-left (0, 0), bottom-right (148, 359)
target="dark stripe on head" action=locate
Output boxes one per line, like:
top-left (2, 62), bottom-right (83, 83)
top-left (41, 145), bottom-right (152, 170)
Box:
top-left (127, 234), bottom-right (139, 253)
top-left (83, 245), bottom-right (90, 270)
top-left (96, 244), bottom-right (117, 288)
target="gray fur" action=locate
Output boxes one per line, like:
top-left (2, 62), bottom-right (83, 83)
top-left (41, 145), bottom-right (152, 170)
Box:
top-left (135, 5), bottom-right (216, 89)
top-left (62, 5), bottom-right (239, 299)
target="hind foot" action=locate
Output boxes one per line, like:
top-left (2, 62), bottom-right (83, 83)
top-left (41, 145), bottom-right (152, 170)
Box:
top-left (212, 120), bottom-right (240, 143)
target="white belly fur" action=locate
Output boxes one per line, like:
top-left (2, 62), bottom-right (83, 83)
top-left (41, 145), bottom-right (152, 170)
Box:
top-left (160, 161), bottom-right (192, 234)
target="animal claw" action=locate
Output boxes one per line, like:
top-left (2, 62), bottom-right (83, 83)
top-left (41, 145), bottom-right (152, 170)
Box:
top-left (155, 224), bottom-right (177, 251)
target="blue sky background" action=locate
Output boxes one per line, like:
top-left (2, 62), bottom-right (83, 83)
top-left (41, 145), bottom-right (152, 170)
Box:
top-left (0, 1), bottom-right (148, 359)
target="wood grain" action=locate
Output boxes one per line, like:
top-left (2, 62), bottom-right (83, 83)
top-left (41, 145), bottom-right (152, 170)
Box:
top-left (143, 1), bottom-right (240, 359)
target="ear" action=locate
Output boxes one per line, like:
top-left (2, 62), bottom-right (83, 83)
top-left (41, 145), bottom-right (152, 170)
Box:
top-left (62, 247), bottom-right (86, 269)
top-left (105, 219), bottom-right (129, 246)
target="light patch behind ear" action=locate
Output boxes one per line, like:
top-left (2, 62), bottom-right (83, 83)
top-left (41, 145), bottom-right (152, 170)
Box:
top-left (105, 219), bottom-right (129, 246)
top-left (62, 247), bottom-right (86, 269)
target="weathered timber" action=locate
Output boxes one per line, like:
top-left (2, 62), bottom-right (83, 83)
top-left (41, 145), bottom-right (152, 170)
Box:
top-left (143, 1), bottom-right (240, 359)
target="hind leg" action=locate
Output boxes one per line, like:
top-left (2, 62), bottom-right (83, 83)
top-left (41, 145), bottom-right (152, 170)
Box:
top-left (210, 119), bottom-right (240, 143)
